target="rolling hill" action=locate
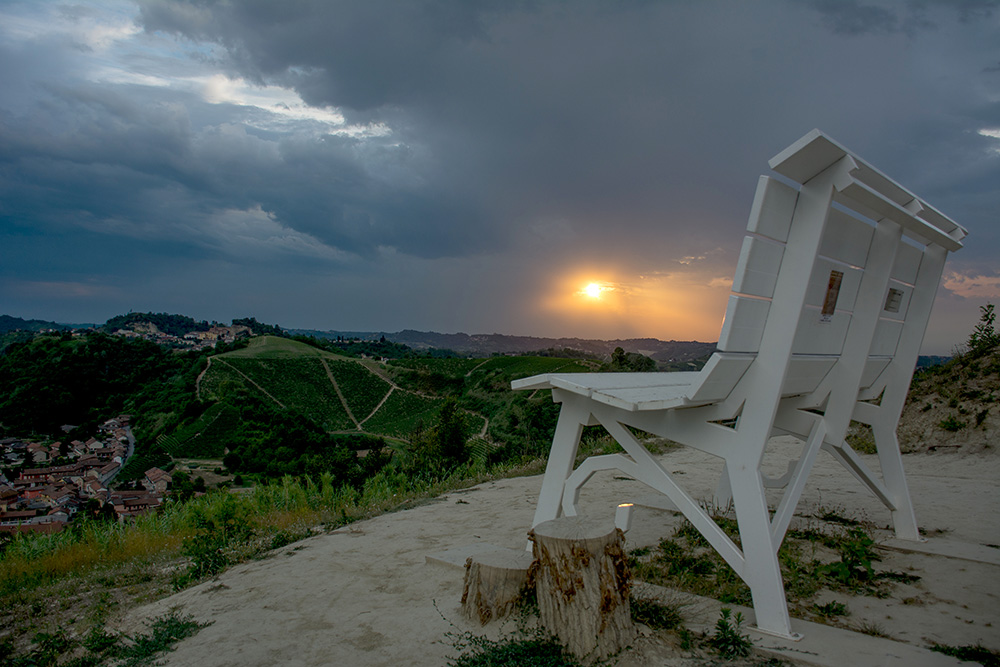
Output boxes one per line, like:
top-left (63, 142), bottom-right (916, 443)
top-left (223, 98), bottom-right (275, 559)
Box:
top-left (172, 336), bottom-right (597, 461)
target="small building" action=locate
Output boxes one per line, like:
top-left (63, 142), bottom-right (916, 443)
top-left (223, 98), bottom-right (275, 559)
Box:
top-left (143, 467), bottom-right (172, 495)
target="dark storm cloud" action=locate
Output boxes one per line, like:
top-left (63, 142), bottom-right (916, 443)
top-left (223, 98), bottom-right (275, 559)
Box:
top-left (0, 67), bottom-right (494, 268)
top-left (136, 0), bottom-right (998, 259)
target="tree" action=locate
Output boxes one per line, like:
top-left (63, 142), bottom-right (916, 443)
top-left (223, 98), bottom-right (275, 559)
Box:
top-left (609, 346), bottom-right (656, 372)
top-left (410, 399), bottom-right (469, 468)
top-left (968, 303), bottom-right (999, 356)
top-left (435, 399), bottom-right (468, 463)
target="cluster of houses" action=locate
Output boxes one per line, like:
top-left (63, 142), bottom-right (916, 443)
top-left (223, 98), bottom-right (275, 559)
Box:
top-left (112, 323), bottom-right (252, 350)
top-left (0, 416), bottom-right (173, 533)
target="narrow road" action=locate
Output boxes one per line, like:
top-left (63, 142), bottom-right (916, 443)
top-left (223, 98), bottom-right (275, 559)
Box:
top-left (465, 359), bottom-right (490, 377)
top-left (358, 386), bottom-right (394, 427)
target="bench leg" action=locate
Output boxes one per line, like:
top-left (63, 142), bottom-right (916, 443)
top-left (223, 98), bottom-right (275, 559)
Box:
top-left (713, 462), bottom-right (733, 509)
top-left (531, 397), bottom-right (588, 530)
top-left (728, 461), bottom-right (797, 639)
top-left (872, 423), bottom-right (920, 541)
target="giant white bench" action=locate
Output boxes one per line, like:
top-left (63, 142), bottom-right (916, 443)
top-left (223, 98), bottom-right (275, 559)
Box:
top-left (513, 129), bottom-right (967, 638)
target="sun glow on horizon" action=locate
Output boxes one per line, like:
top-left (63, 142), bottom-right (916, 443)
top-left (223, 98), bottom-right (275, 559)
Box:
top-left (533, 267), bottom-right (734, 342)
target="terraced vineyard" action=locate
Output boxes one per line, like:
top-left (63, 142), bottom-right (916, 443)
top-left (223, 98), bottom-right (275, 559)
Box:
top-left (361, 389), bottom-right (444, 438)
top-left (191, 337), bottom-right (599, 455)
top-left (389, 357), bottom-right (486, 375)
top-left (195, 337), bottom-right (458, 441)
top-left (207, 356), bottom-right (355, 431)
top-left (325, 359), bottom-right (392, 421)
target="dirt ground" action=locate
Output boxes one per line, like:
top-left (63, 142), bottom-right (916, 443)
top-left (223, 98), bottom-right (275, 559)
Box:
top-left (115, 438), bottom-right (999, 666)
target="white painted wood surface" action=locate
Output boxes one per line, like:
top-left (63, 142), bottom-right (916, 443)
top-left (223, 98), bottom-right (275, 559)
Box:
top-left (513, 129), bottom-right (967, 639)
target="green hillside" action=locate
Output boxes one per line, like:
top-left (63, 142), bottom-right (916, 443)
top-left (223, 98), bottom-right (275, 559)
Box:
top-left (180, 336), bottom-right (598, 473)
top-left (193, 336), bottom-right (478, 445)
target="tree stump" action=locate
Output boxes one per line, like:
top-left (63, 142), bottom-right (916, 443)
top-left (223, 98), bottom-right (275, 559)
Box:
top-left (529, 516), bottom-right (635, 662)
top-left (461, 548), bottom-right (535, 625)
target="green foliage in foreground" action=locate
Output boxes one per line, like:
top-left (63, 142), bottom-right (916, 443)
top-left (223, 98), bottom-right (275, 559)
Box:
top-left (0, 611), bottom-right (207, 667)
top-left (706, 608), bottom-right (753, 659)
top-left (448, 630), bottom-right (583, 667)
top-left (967, 303), bottom-right (999, 357)
top-left (629, 508), bottom-right (918, 621)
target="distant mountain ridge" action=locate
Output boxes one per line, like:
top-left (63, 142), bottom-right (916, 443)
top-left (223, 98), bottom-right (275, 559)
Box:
top-left (289, 327), bottom-right (717, 361)
top-left (1, 313), bottom-right (952, 368)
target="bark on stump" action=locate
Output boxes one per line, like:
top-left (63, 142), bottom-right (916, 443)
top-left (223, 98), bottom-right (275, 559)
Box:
top-left (461, 548), bottom-right (535, 625)
top-left (529, 516), bottom-right (635, 662)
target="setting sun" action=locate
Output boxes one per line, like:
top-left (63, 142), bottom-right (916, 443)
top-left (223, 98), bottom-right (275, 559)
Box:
top-left (583, 282), bottom-right (604, 298)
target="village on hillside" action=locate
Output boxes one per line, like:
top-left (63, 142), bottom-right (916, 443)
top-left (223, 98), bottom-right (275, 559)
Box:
top-left (109, 323), bottom-right (252, 350)
top-left (0, 416), bottom-right (173, 533)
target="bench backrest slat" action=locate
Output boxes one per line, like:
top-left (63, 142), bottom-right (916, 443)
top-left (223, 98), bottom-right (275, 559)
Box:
top-left (703, 132), bottom-right (965, 410)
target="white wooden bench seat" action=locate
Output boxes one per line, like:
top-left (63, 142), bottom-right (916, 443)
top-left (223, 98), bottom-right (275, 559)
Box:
top-left (514, 129), bottom-right (967, 639)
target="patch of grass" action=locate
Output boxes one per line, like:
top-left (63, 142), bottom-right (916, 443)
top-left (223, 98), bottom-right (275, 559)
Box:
top-left (845, 422), bottom-right (877, 454)
top-left (0, 612), bottom-right (206, 667)
top-left (448, 630), bottom-right (583, 667)
top-left (631, 506), bottom-right (917, 618)
top-left (629, 593), bottom-right (685, 630)
top-left (117, 612), bottom-right (208, 667)
top-left (813, 600), bottom-right (849, 618)
top-left (857, 620), bottom-right (888, 637)
top-left (939, 414), bottom-right (967, 431)
top-left (816, 505), bottom-right (863, 526)
top-left (929, 642), bottom-right (1000, 667)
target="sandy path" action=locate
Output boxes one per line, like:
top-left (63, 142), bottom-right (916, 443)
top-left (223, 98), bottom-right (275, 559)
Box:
top-left (214, 359), bottom-right (286, 409)
top-left (319, 357), bottom-right (360, 430)
top-left (117, 439), bottom-right (999, 666)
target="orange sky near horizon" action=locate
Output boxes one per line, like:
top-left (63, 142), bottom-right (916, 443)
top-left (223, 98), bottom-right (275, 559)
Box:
top-left (535, 267), bottom-right (734, 342)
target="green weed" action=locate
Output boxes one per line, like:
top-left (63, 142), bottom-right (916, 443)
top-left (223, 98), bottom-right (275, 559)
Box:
top-left (706, 608), bottom-right (753, 659)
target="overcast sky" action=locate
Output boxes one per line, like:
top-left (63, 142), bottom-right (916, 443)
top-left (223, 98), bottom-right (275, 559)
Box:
top-left (1, 0), bottom-right (997, 354)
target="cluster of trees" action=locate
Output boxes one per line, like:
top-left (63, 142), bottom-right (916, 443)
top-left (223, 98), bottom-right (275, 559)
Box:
top-left (231, 317), bottom-right (284, 337)
top-left (609, 346), bottom-right (657, 372)
top-left (408, 399), bottom-right (471, 470)
top-left (0, 332), bottom-right (186, 436)
top-left (216, 391), bottom-right (391, 483)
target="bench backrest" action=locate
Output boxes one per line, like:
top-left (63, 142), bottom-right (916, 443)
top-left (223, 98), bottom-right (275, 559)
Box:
top-left (690, 130), bottom-right (965, 418)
